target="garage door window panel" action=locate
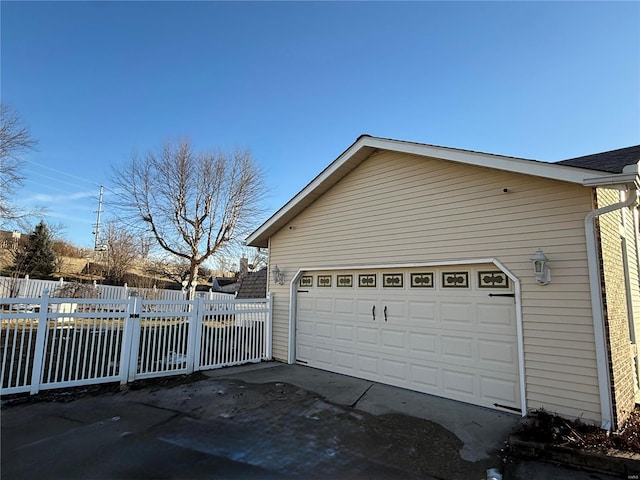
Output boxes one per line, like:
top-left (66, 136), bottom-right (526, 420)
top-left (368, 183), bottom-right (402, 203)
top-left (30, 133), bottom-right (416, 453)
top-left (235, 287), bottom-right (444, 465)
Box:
top-left (411, 272), bottom-right (434, 288)
top-left (478, 271), bottom-right (510, 289)
top-left (383, 273), bottom-right (404, 288)
top-left (442, 272), bottom-right (469, 288)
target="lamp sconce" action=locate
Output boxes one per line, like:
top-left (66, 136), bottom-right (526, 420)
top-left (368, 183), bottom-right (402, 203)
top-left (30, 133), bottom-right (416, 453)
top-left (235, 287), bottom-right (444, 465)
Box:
top-left (272, 265), bottom-right (285, 285)
top-left (530, 248), bottom-right (550, 285)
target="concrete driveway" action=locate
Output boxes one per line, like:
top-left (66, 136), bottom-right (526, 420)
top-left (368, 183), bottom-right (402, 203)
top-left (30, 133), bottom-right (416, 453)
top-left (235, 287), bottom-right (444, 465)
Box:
top-left (0, 362), bottom-right (615, 479)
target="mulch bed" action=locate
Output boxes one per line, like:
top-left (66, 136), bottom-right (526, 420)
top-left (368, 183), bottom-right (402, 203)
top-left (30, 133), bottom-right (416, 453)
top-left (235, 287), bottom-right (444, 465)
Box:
top-left (517, 408), bottom-right (640, 454)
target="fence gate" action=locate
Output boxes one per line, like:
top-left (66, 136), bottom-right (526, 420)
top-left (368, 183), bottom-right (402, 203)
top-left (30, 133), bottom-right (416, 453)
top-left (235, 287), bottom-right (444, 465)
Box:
top-left (128, 298), bottom-right (196, 381)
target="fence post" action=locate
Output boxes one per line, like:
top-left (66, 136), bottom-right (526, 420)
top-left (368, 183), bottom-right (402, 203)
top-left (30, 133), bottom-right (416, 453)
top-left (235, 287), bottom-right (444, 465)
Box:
top-left (29, 289), bottom-right (50, 395)
top-left (266, 293), bottom-right (273, 360)
top-left (125, 297), bottom-right (142, 382)
top-left (18, 275), bottom-right (29, 297)
top-left (120, 298), bottom-right (135, 385)
top-left (185, 297), bottom-right (200, 374)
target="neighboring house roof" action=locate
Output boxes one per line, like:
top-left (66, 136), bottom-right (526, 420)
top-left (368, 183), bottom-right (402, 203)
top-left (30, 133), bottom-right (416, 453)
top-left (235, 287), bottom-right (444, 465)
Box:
top-left (218, 281), bottom-right (240, 295)
top-left (247, 135), bottom-right (636, 248)
top-left (236, 268), bottom-right (267, 299)
top-left (556, 145), bottom-right (640, 174)
top-left (212, 277), bottom-right (240, 294)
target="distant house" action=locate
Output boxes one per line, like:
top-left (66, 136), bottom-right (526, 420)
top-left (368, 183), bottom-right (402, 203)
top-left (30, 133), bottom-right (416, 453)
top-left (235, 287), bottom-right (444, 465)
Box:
top-left (211, 277), bottom-right (240, 295)
top-left (0, 229), bottom-right (22, 249)
top-left (247, 135), bottom-right (640, 430)
top-left (236, 268), bottom-right (267, 299)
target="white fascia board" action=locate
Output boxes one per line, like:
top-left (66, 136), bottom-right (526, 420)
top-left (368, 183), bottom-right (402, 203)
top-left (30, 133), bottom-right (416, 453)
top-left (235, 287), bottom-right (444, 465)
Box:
top-left (582, 172), bottom-right (640, 189)
top-left (364, 137), bottom-right (605, 185)
top-left (246, 138), bottom-right (372, 246)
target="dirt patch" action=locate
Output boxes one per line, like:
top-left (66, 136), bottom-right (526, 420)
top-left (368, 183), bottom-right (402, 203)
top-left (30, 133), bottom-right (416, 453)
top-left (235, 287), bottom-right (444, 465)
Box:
top-left (1, 372), bottom-right (208, 408)
top-left (359, 412), bottom-right (491, 479)
top-left (517, 408), bottom-right (640, 454)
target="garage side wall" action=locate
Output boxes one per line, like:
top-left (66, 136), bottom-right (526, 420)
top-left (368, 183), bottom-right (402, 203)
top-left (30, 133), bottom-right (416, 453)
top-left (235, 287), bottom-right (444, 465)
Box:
top-left (268, 151), bottom-right (600, 422)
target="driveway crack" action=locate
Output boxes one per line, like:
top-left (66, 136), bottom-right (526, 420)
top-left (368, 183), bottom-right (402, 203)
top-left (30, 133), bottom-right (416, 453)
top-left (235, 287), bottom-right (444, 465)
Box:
top-left (350, 383), bottom-right (374, 409)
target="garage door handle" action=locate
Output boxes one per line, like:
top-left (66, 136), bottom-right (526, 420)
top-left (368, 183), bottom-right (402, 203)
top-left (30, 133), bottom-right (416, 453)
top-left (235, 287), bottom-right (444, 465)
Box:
top-left (372, 305), bottom-right (376, 321)
top-left (488, 293), bottom-right (515, 298)
top-left (384, 305), bottom-right (388, 322)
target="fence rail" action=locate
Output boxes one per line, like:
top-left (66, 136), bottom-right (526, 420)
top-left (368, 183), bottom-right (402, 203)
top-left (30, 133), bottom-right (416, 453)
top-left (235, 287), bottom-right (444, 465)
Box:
top-left (0, 292), bottom-right (271, 396)
top-left (0, 276), bottom-right (234, 301)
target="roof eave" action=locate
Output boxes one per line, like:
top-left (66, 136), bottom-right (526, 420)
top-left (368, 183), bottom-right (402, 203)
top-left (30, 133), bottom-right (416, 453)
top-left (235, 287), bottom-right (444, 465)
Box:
top-left (246, 136), bottom-right (620, 248)
top-left (582, 164), bottom-right (640, 190)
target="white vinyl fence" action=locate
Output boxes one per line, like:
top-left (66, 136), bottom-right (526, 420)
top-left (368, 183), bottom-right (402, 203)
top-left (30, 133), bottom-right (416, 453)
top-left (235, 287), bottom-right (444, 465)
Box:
top-left (0, 276), bottom-right (233, 301)
top-left (0, 291), bottom-right (271, 396)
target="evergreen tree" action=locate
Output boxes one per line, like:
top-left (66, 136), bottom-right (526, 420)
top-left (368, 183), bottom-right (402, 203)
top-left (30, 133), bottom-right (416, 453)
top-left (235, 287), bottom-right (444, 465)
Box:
top-left (15, 220), bottom-right (56, 277)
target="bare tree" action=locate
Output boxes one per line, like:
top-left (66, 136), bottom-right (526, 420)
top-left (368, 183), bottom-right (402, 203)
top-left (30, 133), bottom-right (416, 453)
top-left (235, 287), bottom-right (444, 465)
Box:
top-left (111, 138), bottom-right (265, 297)
top-left (0, 105), bottom-right (38, 227)
top-left (245, 247), bottom-right (267, 272)
top-left (144, 258), bottom-right (191, 285)
top-left (213, 255), bottom-right (234, 277)
top-left (103, 222), bottom-right (140, 284)
top-left (53, 281), bottom-right (100, 299)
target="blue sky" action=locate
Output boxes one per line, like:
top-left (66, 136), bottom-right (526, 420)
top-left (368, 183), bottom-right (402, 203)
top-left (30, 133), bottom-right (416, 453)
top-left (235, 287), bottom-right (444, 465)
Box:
top-left (2, 1), bottom-right (639, 248)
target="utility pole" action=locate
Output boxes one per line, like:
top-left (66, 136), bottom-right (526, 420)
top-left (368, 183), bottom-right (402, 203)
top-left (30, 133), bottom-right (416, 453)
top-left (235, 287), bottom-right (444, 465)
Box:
top-left (93, 185), bottom-right (104, 255)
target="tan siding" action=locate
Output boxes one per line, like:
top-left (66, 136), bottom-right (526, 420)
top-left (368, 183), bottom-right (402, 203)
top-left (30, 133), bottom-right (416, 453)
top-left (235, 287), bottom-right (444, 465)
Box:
top-left (526, 363), bottom-right (598, 379)
top-left (525, 323), bottom-right (599, 335)
top-left (526, 336), bottom-right (596, 350)
top-left (269, 150), bottom-right (600, 423)
top-left (527, 376), bottom-right (599, 397)
top-left (528, 390), bottom-right (601, 420)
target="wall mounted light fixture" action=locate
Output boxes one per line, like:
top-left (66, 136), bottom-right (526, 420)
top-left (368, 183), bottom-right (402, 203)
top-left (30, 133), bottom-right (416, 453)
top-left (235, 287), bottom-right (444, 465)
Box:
top-left (530, 249), bottom-right (550, 285)
top-left (272, 265), bottom-right (285, 285)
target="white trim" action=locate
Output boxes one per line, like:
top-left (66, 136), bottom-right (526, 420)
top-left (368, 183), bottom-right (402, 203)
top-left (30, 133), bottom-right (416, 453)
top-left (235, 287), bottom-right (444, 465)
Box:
top-left (248, 139), bottom-right (370, 246)
top-left (362, 137), bottom-right (604, 185)
top-left (584, 187), bottom-right (639, 430)
top-left (583, 172), bottom-right (640, 189)
top-left (286, 258), bottom-right (526, 416)
top-left (493, 258), bottom-right (527, 417)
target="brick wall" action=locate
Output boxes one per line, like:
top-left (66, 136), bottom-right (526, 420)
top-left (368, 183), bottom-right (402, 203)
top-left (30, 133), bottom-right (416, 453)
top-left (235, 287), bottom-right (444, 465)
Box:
top-left (596, 188), bottom-right (636, 428)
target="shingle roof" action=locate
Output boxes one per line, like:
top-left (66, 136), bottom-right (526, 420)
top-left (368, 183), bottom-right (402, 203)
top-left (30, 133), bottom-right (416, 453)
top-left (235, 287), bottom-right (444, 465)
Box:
top-left (555, 145), bottom-right (640, 174)
top-left (236, 268), bottom-right (267, 299)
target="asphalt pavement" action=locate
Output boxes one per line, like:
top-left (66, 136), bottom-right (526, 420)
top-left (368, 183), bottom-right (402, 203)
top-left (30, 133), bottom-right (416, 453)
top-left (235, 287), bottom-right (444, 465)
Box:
top-left (0, 362), bottom-right (620, 479)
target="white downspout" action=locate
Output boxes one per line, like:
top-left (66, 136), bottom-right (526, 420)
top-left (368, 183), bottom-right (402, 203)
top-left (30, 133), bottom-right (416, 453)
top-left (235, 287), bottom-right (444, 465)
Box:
top-left (585, 185), bottom-right (638, 430)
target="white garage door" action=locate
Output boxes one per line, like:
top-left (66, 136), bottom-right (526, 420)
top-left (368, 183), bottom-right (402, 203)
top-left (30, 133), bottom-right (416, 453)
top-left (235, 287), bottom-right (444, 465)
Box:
top-left (296, 265), bottom-right (521, 412)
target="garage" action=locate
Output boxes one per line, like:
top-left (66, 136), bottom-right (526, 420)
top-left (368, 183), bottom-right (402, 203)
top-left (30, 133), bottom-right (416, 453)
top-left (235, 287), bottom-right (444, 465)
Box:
top-left (295, 265), bottom-right (521, 412)
top-left (246, 135), bottom-right (640, 426)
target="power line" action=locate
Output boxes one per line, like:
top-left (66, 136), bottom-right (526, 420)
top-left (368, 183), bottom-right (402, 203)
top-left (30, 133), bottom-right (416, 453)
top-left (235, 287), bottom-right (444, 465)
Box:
top-left (23, 159), bottom-right (101, 187)
top-left (23, 168), bottom-right (97, 191)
